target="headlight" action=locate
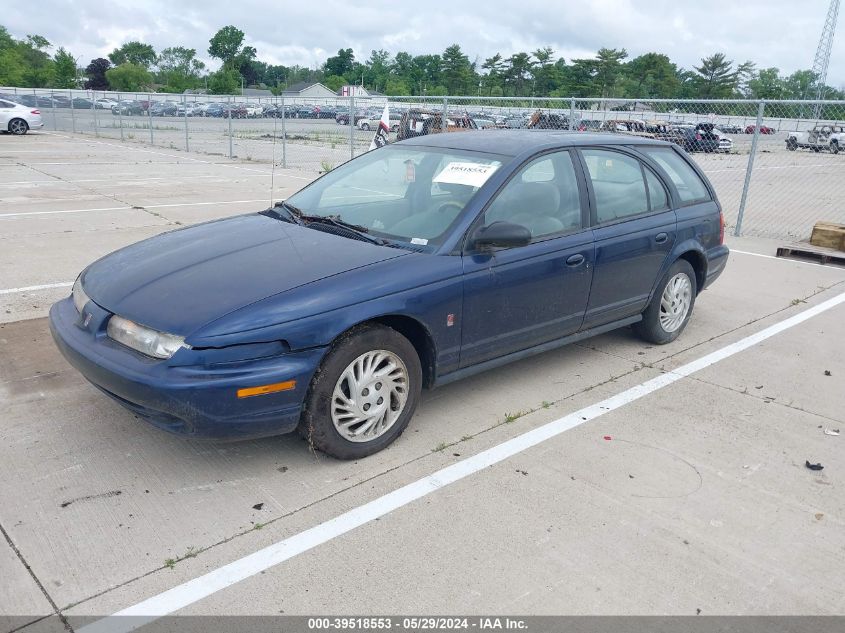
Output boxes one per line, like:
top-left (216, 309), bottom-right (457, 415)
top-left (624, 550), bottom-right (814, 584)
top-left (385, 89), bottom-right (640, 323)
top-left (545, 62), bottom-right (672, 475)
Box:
top-left (72, 278), bottom-right (90, 313)
top-left (107, 315), bottom-right (188, 359)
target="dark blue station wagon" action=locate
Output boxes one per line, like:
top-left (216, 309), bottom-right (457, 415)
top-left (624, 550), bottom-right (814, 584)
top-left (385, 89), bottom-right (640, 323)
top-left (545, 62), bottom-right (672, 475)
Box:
top-left (50, 131), bottom-right (729, 459)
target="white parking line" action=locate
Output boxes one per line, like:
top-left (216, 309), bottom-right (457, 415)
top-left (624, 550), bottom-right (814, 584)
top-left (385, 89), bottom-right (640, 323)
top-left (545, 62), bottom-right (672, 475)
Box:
top-left (0, 282), bottom-right (72, 295)
top-left (79, 290), bottom-right (845, 633)
top-left (731, 249), bottom-right (845, 269)
top-left (0, 199), bottom-right (272, 218)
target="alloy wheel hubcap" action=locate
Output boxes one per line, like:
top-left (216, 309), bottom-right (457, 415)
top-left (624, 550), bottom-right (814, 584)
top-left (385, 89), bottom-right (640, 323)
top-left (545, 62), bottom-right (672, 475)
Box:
top-left (659, 273), bottom-right (692, 333)
top-left (331, 350), bottom-right (409, 442)
top-left (11, 120), bottom-right (25, 134)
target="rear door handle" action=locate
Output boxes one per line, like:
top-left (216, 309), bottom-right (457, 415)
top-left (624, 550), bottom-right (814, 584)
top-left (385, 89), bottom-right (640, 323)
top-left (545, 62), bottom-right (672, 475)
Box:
top-left (655, 232), bottom-right (669, 244)
top-left (566, 254), bottom-right (585, 266)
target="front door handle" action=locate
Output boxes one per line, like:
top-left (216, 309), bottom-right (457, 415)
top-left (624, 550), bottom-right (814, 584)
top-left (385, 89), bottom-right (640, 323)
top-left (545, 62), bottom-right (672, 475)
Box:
top-left (566, 253), bottom-right (585, 266)
top-left (655, 232), bottom-right (669, 244)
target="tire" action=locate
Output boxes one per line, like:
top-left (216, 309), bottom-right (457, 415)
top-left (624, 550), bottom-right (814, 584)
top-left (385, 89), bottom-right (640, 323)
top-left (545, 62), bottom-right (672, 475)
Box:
top-left (786, 138), bottom-right (797, 151)
top-left (361, 122), bottom-right (370, 131)
top-left (298, 324), bottom-right (422, 459)
top-left (831, 141), bottom-right (840, 154)
top-left (633, 259), bottom-right (697, 345)
top-left (8, 118), bottom-right (28, 135)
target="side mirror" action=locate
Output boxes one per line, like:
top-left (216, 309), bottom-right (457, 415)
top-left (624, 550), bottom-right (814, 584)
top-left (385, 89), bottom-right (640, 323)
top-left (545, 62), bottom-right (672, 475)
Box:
top-left (471, 221), bottom-right (532, 250)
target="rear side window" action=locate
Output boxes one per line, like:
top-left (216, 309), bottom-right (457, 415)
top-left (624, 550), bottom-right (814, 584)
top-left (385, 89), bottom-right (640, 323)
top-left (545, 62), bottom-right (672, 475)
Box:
top-left (582, 149), bottom-right (650, 223)
top-left (644, 168), bottom-right (668, 210)
top-left (641, 148), bottom-right (711, 204)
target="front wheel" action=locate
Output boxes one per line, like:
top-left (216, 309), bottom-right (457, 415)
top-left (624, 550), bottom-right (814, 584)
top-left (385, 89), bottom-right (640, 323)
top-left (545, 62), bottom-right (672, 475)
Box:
top-left (786, 138), bottom-right (797, 151)
top-left (298, 324), bottom-right (422, 459)
top-left (831, 141), bottom-right (840, 154)
top-left (633, 259), bottom-right (697, 345)
top-left (361, 122), bottom-right (370, 130)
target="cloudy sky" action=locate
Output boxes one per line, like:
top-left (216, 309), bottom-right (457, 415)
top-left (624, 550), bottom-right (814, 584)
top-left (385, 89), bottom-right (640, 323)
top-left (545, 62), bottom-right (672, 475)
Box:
top-left (5, 0), bottom-right (845, 86)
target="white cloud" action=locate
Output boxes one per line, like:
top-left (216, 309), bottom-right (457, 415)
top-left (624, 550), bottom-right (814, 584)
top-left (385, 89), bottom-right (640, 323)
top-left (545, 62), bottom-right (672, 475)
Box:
top-left (4, 0), bottom-right (843, 86)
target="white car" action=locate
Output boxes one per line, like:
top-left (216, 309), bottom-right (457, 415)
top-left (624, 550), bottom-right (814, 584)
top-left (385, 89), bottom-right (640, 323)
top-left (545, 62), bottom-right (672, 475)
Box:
top-left (357, 114), bottom-right (400, 132)
top-left (95, 98), bottom-right (118, 109)
top-left (243, 102), bottom-right (263, 118)
top-left (0, 98), bottom-right (44, 135)
top-left (713, 128), bottom-right (733, 153)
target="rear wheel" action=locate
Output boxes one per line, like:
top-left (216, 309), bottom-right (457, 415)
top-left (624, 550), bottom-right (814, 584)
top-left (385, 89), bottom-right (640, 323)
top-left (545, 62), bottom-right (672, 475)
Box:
top-left (633, 259), bottom-right (697, 345)
top-left (831, 140), bottom-right (840, 154)
top-left (298, 324), bottom-right (422, 459)
top-left (8, 118), bottom-right (28, 135)
top-left (361, 122), bottom-right (370, 130)
top-left (786, 137), bottom-right (797, 151)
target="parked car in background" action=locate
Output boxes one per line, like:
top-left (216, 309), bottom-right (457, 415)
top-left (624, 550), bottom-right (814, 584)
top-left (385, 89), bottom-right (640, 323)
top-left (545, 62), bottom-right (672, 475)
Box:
top-left (50, 131), bottom-right (728, 459)
top-left (672, 124), bottom-right (721, 153)
top-left (205, 103), bottom-right (225, 118)
top-left (745, 124), bottom-right (775, 134)
top-left (472, 117), bottom-right (496, 129)
top-left (95, 98), bottom-right (118, 109)
top-left (336, 110), bottom-right (369, 125)
top-left (150, 101), bottom-right (178, 116)
top-left (0, 99), bottom-right (44, 134)
top-left (71, 97), bottom-right (94, 109)
top-left (713, 128), bottom-right (733, 153)
top-left (576, 119), bottom-right (603, 132)
top-left (527, 111), bottom-right (570, 129)
top-left (111, 100), bottom-right (144, 116)
top-left (786, 124), bottom-right (845, 153)
top-left (357, 113), bottom-right (401, 132)
top-left (503, 115), bottom-right (529, 129)
top-left (243, 102), bottom-right (263, 118)
top-left (719, 124), bottom-right (743, 134)
top-left (396, 109), bottom-right (478, 140)
top-left (222, 103), bottom-right (248, 119)
top-left (175, 102), bottom-right (204, 117)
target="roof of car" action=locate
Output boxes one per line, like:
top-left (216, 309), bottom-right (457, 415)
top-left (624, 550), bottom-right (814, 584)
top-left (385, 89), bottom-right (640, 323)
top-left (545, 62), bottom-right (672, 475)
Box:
top-left (395, 130), bottom-right (672, 156)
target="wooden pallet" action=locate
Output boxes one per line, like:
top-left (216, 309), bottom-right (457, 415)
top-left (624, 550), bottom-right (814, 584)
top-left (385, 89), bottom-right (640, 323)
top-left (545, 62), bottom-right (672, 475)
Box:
top-left (776, 243), bottom-right (845, 266)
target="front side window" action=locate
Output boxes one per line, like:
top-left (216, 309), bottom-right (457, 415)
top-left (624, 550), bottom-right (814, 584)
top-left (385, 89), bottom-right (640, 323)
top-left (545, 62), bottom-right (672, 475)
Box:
top-left (582, 149), bottom-right (650, 223)
top-left (482, 150), bottom-right (582, 240)
top-left (639, 147), bottom-right (711, 204)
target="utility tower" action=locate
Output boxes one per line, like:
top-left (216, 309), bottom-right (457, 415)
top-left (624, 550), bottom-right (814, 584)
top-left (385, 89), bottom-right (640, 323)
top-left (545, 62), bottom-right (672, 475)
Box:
top-left (812, 0), bottom-right (840, 114)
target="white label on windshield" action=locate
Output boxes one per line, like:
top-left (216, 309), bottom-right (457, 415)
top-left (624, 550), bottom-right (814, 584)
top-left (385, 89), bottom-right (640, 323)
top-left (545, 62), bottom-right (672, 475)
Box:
top-left (410, 237), bottom-right (428, 245)
top-left (433, 162), bottom-right (499, 188)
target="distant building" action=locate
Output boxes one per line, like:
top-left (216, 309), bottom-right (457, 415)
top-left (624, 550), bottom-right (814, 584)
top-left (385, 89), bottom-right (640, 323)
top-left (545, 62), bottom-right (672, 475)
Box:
top-left (242, 88), bottom-right (273, 98)
top-left (281, 82), bottom-right (337, 99)
top-left (340, 85), bottom-right (371, 97)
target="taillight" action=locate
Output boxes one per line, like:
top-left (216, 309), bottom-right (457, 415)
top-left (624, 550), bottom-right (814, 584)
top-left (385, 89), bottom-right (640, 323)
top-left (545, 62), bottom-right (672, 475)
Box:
top-left (719, 212), bottom-right (725, 245)
top-left (31, 109), bottom-right (40, 115)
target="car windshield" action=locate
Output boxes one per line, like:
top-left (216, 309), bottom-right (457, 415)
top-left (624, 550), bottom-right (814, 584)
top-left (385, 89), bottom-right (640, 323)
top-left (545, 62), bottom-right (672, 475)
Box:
top-left (284, 145), bottom-right (505, 248)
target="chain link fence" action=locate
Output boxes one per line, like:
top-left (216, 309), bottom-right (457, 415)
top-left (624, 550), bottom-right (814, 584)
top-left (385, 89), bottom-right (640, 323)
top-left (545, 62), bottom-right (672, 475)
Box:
top-left (3, 86), bottom-right (844, 243)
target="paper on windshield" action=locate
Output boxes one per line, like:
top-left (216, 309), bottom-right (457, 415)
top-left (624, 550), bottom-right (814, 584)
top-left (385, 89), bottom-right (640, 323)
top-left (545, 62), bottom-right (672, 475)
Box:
top-left (433, 162), bottom-right (499, 188)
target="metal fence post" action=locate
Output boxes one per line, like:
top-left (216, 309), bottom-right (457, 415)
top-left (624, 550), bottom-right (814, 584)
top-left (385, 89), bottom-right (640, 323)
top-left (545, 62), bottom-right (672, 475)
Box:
top-left (50, 91), bottom-right (57, 130)
top-left (118, 96), bottom-right (124, 141)
top-left (569, 97), bottom-right (575, 130)
top-left (148, 94), bottom-right (154, 145)
top-left (69, 89), bottom-right (76, 133)
top-left (281, 95), bottom-right (287, 169)
top-left (349, 94), bottom-right (355, 160)
top-left (734, 99), bottom-right (765, 237)
top-left (92, 97), bottom-right (99, 137)
top-left (228, 96), bottom-right (234, 159)
top-left (442, 96), bottom-right (448, 132)
top-left (183, 96), bottom-right (189, 152)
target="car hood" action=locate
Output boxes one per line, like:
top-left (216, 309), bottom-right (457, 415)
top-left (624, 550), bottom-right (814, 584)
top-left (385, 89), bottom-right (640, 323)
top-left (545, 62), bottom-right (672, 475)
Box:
top-left (81, 213), bottom-right (407, 336)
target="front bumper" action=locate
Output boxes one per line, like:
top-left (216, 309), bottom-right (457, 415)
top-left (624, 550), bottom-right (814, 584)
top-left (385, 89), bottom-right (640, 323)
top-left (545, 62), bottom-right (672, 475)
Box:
top-left (49, 296), bottom-right (327, 440)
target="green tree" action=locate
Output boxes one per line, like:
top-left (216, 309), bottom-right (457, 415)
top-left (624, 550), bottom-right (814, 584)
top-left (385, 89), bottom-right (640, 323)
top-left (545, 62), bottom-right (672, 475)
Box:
top-left (208, 26), bottom-right (246, 68)
top-left (594, 47), bottom-right (627, 98)
top-left (624, 53), bottom-right (678, 98)
top-left (84, 58), bottom-right (111, 90)
top-left (0, 26), bottom-right (25, 86)
top-left (747, 67), bottom-right (784, 99)
top-left (106, 62), bottom-right (153, 91)
top-left (783, 69), bottom-right (817, 99)
top-left (531, 47), bottom-right (561, 96)
top-left (17, 33), bottom-right (54, 87)
top-left (207, 68), bottom-right (241, 94)
top-left (157, 46), bottom-right (205, 91)
top-left (693, 53), bottom-right (737, 98)
top-left (481, 53), bottom-right (505, 95)
top-left (323, 74), bottom-right (346, 92)
top-left (384, 77), bottom-right (410, 95)
top-left (109, 41), bottom-right (157, 68)
top-left (504, 52), bottom-right (535, 96)
top-left (52, 47), bottom-right (78, 88)
top-left (324, 48), bottom-right (355, 78)
top-left (441, 44), bottom-right (474, 94)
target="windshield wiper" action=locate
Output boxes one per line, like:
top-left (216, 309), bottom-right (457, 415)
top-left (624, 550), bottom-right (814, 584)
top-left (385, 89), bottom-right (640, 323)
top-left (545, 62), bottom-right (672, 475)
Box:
top-left (300, 214), bottom-right (388, 245)
top-left (266, 201), bottom-right (304, 225)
